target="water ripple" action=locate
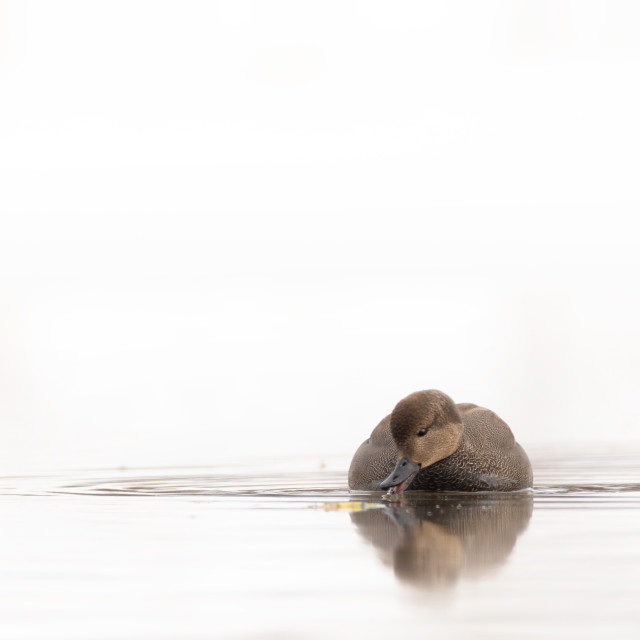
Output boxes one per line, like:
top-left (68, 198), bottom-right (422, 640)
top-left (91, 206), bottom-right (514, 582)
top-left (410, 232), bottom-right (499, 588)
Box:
top-left (2, 450), bottom-right (639, 507)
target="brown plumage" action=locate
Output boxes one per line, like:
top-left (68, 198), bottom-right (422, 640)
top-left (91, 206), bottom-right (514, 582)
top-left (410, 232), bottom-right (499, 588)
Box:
top-left (348, 390), bottom-right (533, 492)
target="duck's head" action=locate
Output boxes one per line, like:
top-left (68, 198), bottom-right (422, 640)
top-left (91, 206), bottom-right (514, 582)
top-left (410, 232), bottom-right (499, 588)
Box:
top-left (380, 390), bottom-right (463, 494)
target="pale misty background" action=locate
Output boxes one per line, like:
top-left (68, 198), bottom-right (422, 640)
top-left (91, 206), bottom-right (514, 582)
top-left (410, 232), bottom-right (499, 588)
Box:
top-left (1, 1), bottom-right (639, 473)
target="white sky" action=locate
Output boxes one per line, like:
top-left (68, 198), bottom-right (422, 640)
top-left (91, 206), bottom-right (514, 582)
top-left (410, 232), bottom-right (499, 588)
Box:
top-left (1, 1), bottom-right (640, 472)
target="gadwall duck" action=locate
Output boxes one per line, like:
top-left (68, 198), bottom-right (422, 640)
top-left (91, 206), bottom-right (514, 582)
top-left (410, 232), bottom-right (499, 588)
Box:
top-left (348, 390), bottom-right (532, 492)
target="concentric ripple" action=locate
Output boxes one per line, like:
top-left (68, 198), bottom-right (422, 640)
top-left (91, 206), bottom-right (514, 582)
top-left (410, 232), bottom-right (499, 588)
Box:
top-left (57, 469), bottom-right (350, 503)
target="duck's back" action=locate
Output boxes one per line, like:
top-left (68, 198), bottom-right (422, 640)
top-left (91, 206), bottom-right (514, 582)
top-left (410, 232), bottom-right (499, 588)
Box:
top-left (348, 414), bottom-right (396, 491)
top-left (348, 403), bottom-right (533, 492)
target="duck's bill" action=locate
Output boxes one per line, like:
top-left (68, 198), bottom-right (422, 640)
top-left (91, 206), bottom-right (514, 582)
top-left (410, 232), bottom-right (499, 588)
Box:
top-left (380, 456), bottom-right (421, 494)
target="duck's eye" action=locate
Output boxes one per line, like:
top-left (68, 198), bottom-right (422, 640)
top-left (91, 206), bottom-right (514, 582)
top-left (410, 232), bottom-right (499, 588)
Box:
top-left (417, 427), bottom-right (428, 437)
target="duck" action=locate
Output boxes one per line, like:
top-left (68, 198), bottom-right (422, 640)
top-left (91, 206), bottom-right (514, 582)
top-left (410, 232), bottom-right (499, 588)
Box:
top-left (348, 390), bottom-right (532, 493)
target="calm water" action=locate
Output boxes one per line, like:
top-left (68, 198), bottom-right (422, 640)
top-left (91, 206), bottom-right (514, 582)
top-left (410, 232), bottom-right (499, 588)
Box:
top-left (1, 447), bottom-right (639, 639)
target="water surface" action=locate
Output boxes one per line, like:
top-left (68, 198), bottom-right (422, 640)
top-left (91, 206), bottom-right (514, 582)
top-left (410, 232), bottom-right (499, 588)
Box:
top-left (1, 448), bottom-right (639, 639)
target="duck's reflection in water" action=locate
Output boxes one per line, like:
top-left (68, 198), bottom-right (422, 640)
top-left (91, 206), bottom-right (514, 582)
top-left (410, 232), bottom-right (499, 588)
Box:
top-left (350, 493), bottom-right (533, 590)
